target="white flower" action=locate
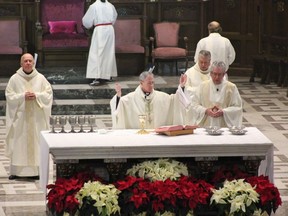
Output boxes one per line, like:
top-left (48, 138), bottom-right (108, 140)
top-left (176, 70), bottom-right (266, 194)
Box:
top-left (126, 158), bottom-right (188, 181)
top-left (76, 181), bottom-right (121, 216)
top-left (210, 179), bottom-right (260, 215)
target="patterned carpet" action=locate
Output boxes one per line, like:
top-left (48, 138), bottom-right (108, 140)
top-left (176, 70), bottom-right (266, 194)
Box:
top-left (0, 76), bottom-right (287, 215)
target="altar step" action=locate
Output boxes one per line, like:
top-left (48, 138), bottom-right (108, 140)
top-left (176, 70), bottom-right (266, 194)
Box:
top-left (0, 65), bottom-right (252, 116)
top-left (0, 67), bottom-right (180, 116)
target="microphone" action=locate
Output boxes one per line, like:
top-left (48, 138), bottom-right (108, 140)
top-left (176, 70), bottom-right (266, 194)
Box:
top-left (217, 88), bottom-right (219, 91)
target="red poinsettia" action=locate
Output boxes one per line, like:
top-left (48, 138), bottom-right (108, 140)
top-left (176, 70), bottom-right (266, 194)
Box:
top-left (46, 171), bottom-right (103, 215)
top-left (246, 175), bottom-right (282, 214)
top-left (211, 164), bottom-right (251, 184)
top-left (115, 175), bottom-right (213, 215)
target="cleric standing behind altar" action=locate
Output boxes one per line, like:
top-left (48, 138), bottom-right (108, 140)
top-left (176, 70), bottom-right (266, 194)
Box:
top-left (110, 71), bottom-right (188, 129)
top-left (189, 61), bottom-right (243, 128)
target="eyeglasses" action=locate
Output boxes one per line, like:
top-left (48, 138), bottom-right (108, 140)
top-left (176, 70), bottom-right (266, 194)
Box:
top-left (211, 72), bottom-right (225, 77)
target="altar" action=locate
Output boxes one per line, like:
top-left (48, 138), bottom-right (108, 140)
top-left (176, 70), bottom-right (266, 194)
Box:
top-left (39, 127), bottom-right (274, 193)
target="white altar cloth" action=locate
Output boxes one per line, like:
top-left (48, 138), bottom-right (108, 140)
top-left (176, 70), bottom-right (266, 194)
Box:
top-left (40, 127), bottom-right (273, 193)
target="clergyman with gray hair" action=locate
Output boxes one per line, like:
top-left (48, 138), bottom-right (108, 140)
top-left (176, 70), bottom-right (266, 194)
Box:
top-left (188, 61), bottom-right (243, 128)
top-left (110, 70), bottom-right (188, 129)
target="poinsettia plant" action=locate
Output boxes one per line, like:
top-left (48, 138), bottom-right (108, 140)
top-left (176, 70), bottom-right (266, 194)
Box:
top-left (46, 160), bottom-right (282, 216)
top-left (246, 175), bottom-right (282, 215)
top-left (210, 176), bottom-right (282, 216)
top-left (115, 159), bottom-right (213, 215)
top-left (46, 171), bottom-right (103, 215)
top-left (75, 180), bottom-right (121, 216)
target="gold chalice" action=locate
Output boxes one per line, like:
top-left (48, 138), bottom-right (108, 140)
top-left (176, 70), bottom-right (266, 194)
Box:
top-left (137, 114), bottom-right (149, 134)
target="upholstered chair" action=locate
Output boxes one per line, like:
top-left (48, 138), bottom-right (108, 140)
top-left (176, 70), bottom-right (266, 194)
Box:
top-left (114, 19), bottom-right (149, 75)
top-left (0, 16), bottom-right (28, 76)
top-left (0, 16), bottom-right (27, 55)
top-left (35, 0), bottom-right (90, 66)
top-left (150, 22), bottom-right (189, 75)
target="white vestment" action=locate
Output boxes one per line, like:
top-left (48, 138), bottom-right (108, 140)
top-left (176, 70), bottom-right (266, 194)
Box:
top-left (82, 0), bottom-right (118, 80)
top-left (5, 68), bottom-right (53, 176)
top-left (190, 79), bottom-right (243, 127)
top-left (194, 33), bottom-right (236, 72)
top-left (110, 86), bottom-right (187, 129)
top-left (182, 63), bottom-right (210, 124)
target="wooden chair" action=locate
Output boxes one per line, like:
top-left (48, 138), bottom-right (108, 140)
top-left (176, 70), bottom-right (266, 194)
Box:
top-left (114, 18), bottom-right (149, 76)
top-left (35, 0), bottom-right (90, 67)
top-left (0, 16), bottom-right (28, 76)
top-left (150, 22), bottom-right (189, 75)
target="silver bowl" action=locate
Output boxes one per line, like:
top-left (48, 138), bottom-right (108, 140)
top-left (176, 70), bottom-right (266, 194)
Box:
top-left (207, 129), bottom-right (224, 136)
top-left (205, 126), bottom-right (220, 132)
top-left (229, 126), bottom-right (246, 132)
top-left (231, 129), bottom-right (247, 135)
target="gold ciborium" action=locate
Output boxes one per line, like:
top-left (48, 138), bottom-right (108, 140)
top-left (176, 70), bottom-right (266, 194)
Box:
top-left (137, 114), bottom-right (149, 134)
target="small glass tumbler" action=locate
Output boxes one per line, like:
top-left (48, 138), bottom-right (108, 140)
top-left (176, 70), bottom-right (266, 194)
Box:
top-left (78, 115), bottom-right (86, 133)
top-left (49, 116), bottom-right (58, 133)
top-left (88, 115), bottom-right (96, 133)
top-left (59, 116), bottom-right (67, 133)
top-left (68, 116), bottom-right (77, 133)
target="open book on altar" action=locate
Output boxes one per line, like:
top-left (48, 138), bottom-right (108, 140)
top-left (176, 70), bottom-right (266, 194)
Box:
top-left (155, 125), bottom-right (198, 136)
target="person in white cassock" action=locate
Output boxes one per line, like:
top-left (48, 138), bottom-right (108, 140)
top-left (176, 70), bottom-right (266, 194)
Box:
top-left (194, 21), bottom-right (235, 73)
top-left (189, 61), bottom-right (243, 127)
top-left (110, 71), bottom-right (188, 129)
top-left (82, 0), bottom-right (118, 86)
top-left (5, 53), bottom-right (53, 180)
top-left (180, 50), bottom-right (211, 124)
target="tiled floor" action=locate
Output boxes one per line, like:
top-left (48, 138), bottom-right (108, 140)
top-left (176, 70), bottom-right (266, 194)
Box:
top-left (0, 76), bottom-right (287, 215)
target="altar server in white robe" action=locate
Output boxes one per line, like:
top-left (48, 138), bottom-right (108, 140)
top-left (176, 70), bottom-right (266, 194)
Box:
top-left (5, 53), bottom-right (53, 180)
top-left (110, 71), bottom-right (188, 129)
top-left (190, 61), bottom-right (243, 127)
top-left (82, 0), bottom-right (118, 85)
top-left (181, 50), bottom-right (211, 123)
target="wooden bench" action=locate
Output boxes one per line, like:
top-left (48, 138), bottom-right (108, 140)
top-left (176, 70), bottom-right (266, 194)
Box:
top-left (251, 35), bottom-right (288, 86)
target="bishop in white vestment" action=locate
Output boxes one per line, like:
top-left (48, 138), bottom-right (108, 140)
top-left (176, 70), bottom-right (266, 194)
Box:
top-left (110, 71), bottom-right (188, 129)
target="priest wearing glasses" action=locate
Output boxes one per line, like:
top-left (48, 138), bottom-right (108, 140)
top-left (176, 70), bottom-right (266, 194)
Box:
top-left (110, 69), bottom-right (188, 129)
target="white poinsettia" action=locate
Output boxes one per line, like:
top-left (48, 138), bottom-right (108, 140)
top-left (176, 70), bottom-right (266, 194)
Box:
top-left (126, 158), bottom-right (188, 181)
top-left (210, 179), bottom-right (260, 215)
top-left (76, 181), bottom-right (121, 216)
top-left (253, 209), bottom-right (269, 216)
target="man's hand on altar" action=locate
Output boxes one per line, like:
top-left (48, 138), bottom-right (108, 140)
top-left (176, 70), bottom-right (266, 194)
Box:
top-left (179, 74), bottom-right (187, 88)
top-left (115, 83), bottom-right (122, 97)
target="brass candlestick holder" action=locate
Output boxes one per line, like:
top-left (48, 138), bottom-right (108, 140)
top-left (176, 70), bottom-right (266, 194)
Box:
top-left (137, 114), bottom-right (149, 134)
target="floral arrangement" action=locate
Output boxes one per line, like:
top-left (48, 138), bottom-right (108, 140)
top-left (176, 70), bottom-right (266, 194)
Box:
top-left (210, 176), bottom-right (282, 216)
top-left (46, 160), bottom-right (282, 216)
top-left (46, 172), bottom-right (102, 215)
top-left (116, 158), bottom-right (213, 215)
top-left (115, 175), bottom-right (213, 215)
top-left (246, 175), bottom-right (282, 215)
top-left (76, 180), bottom-right (120, 216)
top-left (46, 171), bottom-right (118, 216)
top-left (210, 178), bottom-right (260, 215)
top-left (126, 158), bottom-right (188, 181)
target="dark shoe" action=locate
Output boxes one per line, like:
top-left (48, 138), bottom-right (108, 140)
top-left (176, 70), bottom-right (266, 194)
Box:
top-left (28, 176), bottom-right (39, 180)
top-left (9, 175), bottom-right (18, 180)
